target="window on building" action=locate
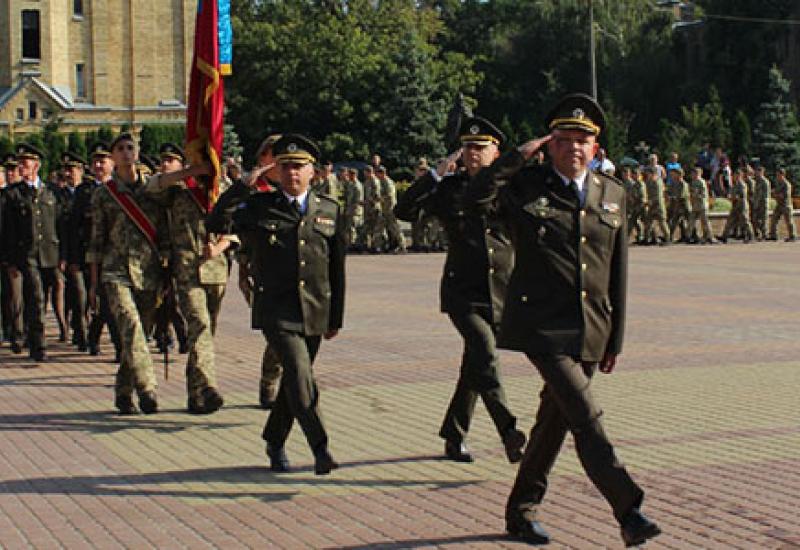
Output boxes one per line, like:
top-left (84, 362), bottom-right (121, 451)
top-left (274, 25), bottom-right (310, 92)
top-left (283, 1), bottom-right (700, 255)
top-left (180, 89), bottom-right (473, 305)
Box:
top-left (74, 0), bottom-right (84, 17)
top-left (16, 108), bottom-right (24, 122)
top-left (29, 101), bottom-right (37, 120)
top-left (43, 109), bottom-right (53, 121)
top-left (76, 64), bottom-right (86, 98)
top-left (22, 10), bottom-right (41, 59)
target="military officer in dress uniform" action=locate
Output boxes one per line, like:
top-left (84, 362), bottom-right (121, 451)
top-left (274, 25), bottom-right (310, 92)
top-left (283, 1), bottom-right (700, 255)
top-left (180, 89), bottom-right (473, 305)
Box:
top-left (1, 143), bottom-right (65, 362)
top-left (144, 143), bottom-right (231, 414)
top-left (1, 154), bottom-right (23, 349)
top-left (60, 151), bottom-right (90, 349)
top-left (466, 94), bottom-right (660, 547)
top-left (395, 116), bottom-right (526, 464)
top-left (233, 134), bottom-right (344, 476)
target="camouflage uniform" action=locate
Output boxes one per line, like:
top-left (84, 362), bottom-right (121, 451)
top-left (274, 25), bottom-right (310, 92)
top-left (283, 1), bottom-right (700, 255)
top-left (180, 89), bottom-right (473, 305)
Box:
top-left (688, 175), bottom-right (713, 243)
top-left (666, 176), bottom-right (692, 241)
top-left (378, 174), bottom-right (406, 252)
top-left (87, 170), bottom-right (164, 406)
top-left (362, 174), bottom-right (385, 251)
top-left (146, 174), bottom-right (229, 411)
top-left (624, 175), bottom-right (647, 242)
top-left (752, 174), bottom-right (771, 240)
top-left (721, 178), bottom-right (754, 242)
top-left (769, 177), bottom-right (796, 240)
top-left (342, 175), bottom-right (364, 248)
top-left (645, 175), bottom-right (670, 244)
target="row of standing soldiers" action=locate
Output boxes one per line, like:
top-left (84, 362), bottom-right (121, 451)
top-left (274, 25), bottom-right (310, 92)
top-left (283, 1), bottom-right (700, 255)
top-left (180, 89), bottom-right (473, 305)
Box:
top-left (311, 163), bottom-right (407, 253)
top-left (623, 164), bottom-right (796, 245)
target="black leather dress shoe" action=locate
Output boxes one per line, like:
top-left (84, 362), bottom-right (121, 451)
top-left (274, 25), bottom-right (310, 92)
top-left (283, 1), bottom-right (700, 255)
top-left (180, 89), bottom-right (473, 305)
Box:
top-left (30, 350), bottom-right (47, 362)
top-left (620, 509), bottom-right (661, 547)
top-left (138, 390), bottom-right (158, 414)
top-left (187, 396), bottom-right (205, 414)
top-left (115, 395), bottom-right (139, 415)
top-left (506, 517), bottom-right (550, 545)
top-left (266, 445), bottom-right (290, 472)
top-left (10, 342), bottom-right (23, 354)
top-left (503, 428), bottom-right (526, 463)
top-left (444, 440), bottom-right (474, 463)
top-left (201, 387), bottom-right (224, 413)
top-left (313, 447), bottom-right (339, 475)
top-left (88, 342), bottom-right (99, 355)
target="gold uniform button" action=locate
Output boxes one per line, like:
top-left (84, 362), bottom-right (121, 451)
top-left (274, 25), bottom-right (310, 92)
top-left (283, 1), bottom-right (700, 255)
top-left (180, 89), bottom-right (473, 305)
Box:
top-left (488, 248), bottom-right (494, 254)
top-left (521, 295), bottom-right (528, 302)
top-left (299, 239), bottom-right (306, 246)
top-left (581, 290), bottom-right (587, 299)
top-left (489, 268), bottom-right (495, 274)
top-left (580, 210), bottom-right (586, 217)
top-left (581, 263), bottom-right (587, 271)
top-left (300, 221), bottom-right (306, 227)
top-left (300, 260), bottom-right (306, 267)
top-left (486, 228), bottom-right (491, 234)
top-left (581, 236), bottom-right (587, 243)
top-left (299, 280), bottom-right (305, 287)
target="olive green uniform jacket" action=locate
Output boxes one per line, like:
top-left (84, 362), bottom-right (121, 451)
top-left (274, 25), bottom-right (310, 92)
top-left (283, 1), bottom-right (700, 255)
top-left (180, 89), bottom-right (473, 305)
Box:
top-left (466, 151), bottom-right (627, 362)
top-left (233, 190), bottom-right (345, 336)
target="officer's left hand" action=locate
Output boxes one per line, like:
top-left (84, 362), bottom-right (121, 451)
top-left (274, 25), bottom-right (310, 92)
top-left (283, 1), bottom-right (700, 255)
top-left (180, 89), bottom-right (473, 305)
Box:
top-left (599, 353), bottom-right (617, 374)
top-left (323, 329), bottom-right (339, 340)
top-left (58, 260), bottom-right (67, 272)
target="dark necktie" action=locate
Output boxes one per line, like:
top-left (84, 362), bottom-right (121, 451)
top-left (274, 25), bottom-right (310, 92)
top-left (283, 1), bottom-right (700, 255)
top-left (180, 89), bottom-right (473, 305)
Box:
top-left (569, 180), bottom-right (584, 206)
top-left (291, 199), bottom-right (302, 214)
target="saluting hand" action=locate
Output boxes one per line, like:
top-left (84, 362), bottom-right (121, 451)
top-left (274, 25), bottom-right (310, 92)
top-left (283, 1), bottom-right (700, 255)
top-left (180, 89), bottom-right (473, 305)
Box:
top-left (246, 163), bottom-right (276, 187)
top-left (517, 134), bottom-right (553, 161)
top-left (436, 149), bottom-right (462, 178)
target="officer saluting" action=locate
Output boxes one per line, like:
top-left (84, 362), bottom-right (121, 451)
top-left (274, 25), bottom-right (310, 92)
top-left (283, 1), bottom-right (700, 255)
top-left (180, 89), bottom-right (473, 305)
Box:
top-left (467, 94), bottom-right (661, 547)
top-left (233, 134), bottom-right (344, 475)
top-left (395, 117), bottom-right (525, 464)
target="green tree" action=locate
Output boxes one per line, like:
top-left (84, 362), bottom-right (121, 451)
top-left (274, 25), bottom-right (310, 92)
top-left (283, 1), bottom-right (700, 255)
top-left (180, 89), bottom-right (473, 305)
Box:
top-left (67, 131), bottom-right (87, 158)
top-left (223, 107), bottom-right (243, 160)
top-left (752, 65), bottom-right (800, 177)
top-left (730, 109), bottom-right (752, 161)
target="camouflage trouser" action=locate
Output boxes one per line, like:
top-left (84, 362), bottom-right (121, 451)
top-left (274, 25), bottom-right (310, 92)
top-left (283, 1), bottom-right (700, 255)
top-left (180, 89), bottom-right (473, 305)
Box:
top-left (177, 283), bottom-right (225, 400)
top-left (627, 206), bottom-right (647, 241)
top-left (363, 209), bottom-right (385, 250)
top-left (383, 209), bottom-right (406, 250)
top-left (343, 213), bottom-right (363, 248)
top-left (105, 282), bottom-right (158, 398)
top-left (260, 344), bottom-right (283, 391)
top-left (769, 205), bottom-right (796, 239)
top-left (688, 208), bottom-right (713, 241)
top-left (645, 205), bottom-right (670, 242)
top-left (668, 202), bottom-right (692, 241)
top-left (722, 207), bottom-right (754, 240)
top-left (751, 204), bottom-right (769, 239)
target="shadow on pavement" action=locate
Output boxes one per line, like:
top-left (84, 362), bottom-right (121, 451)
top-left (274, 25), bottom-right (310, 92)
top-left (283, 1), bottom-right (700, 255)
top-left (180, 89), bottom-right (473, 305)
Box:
top-left (0, 465), bottom-right (482, 503)
top-left (329, 534), bottom-right (513, 549)
top-left (0, 409), bottom-right (247, 435)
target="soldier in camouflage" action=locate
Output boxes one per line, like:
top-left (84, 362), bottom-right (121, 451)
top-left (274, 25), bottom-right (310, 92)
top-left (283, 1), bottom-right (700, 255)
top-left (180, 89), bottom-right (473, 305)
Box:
top-left (145, 143), bottom-right (231, 414)
top-left (377, 166), bottom-right (406, 253)
top-left (622, 166), bottom-right (647, 244)
top-left (342, 167), bottom-right (364, 250)
top-left (719, 168), bottom-right (754, 243)
top-left (666, 168), bottom-right (692, 243)
top-left (688, 167), bottom-right (714, 244)
top-left (768, 168), bottom-right (796, 242)
top-left (752, 165), bottom-right (771, 241)
top-left (643, 167), bottom-right (670, 245)
top-left (362, 166), bottom-right (385, 252)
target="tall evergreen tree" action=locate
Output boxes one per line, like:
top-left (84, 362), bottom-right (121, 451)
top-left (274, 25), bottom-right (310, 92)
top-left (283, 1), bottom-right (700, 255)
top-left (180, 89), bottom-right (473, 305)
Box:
top-left (753, 66), bottom-right (800, 177)
top-left (378, 32), bottom-right (446, 170)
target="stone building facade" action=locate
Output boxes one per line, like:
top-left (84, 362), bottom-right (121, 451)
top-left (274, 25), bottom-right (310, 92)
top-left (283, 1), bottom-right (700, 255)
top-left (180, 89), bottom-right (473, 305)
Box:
top-left (0, 0), bottom-right (195, 138)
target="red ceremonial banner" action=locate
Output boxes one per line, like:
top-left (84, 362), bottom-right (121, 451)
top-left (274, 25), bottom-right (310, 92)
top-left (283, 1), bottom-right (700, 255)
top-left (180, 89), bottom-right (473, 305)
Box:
top-left (185, 0), bottom-right (225, 213)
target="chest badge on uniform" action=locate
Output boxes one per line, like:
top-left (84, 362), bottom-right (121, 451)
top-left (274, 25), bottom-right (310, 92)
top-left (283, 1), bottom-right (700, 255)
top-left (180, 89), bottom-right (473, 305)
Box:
top-left (532, 196), bottom-right (551, 217)
top-left (268, 234), bottom-right (277, 244)
top-left (601, 201), bottom-right (620, 214)
top-left (314, 216), bottom-right (335, 226)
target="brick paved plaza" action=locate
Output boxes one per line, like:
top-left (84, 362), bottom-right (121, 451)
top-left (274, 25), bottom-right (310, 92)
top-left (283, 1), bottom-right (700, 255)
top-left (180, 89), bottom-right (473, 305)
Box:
top-left (1, 243), bottom-right (799, 549)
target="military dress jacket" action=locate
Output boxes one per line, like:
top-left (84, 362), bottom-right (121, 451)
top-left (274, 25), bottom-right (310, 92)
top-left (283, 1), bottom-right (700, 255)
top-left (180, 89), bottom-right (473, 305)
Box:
top-left (1, 180), bottom-right (64, 268)
top-left (466, 151), bottom-right (627, 362)
top-left (86, 171), bottom-right (166, 291)
top-left (395, 171), bottom-right (513, 325)
top-left (65, 181), bottom-right (100, 266)
top-left (145, 176), bottom-right (229, 286)
top-left (233, 190), bottom-right (345, 336)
